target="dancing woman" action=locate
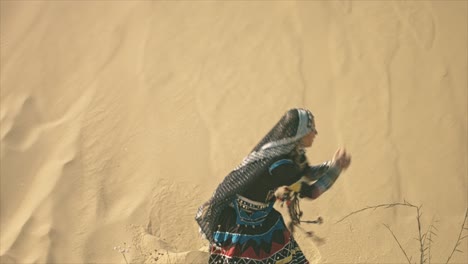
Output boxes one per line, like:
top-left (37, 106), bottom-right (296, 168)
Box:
top-left (196, 108), bottom-right (351, 264)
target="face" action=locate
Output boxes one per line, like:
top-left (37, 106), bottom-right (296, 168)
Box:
top-left (301, 130), bottom-right (317, 147)
top-left (301, 118), bottom-right (317, 148)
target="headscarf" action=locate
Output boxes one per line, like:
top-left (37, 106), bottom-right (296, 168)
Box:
top-left (195, 108), bottom-right (315, 243)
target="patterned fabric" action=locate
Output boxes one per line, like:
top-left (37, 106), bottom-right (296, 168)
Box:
top-left (196, 109), bottom-right (315, 243)
top-left (303, 161), bottom-right (331, 181)
top-left (209, 195), bottom-right (309, 264)
top-left (312, 166), bottom-right (341, 195)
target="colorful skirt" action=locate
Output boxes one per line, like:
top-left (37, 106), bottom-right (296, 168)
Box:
top-left (209, 195), bottom-right (309, 264)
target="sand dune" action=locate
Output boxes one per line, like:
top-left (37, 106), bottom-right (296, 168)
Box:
top-left (1, 1), bottom-right (466, 263)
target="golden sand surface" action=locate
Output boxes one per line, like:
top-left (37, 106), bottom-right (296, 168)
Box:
top-left (1, 1), bottom-right (466, 263)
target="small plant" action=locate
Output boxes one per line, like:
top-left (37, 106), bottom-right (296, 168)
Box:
top-left (113, 242), bottom-right (131, 264)
top-left (445, 209), bottom-right (468, 264)
top-left (337, 201), bottom-right (468, 264)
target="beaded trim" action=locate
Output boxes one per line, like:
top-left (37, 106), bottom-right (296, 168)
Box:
top-left (236, 195), bottom-right (269, 210)
top-left (234, 195), bottom-right (274, 227)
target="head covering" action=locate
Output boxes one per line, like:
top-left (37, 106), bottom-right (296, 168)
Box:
top-left (195, 108), bottom-right (315, 243)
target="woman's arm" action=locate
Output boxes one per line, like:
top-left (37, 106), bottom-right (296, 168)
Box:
top-left (303, 161), bottom-right (332, 181)
top-left (300, 148), bottom-right (351, 199)
top-left (299, 165), bottom-right (341, 199)
top-left (268, 158), bottom-right (303, 187)
top-left (270, 148), bottom-right (350, 200)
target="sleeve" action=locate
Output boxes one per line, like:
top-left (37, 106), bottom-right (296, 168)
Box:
top-left (303, 161), bottom-right (332, 181)
top-left (299, 165), bottom-right (342, 199)
top-left (268, 159), bottom-right (304, 187)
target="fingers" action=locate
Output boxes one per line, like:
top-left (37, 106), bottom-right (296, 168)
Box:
top-left (332, 148), bottom-right (343, 162)
top-left (341, 154), bottom-right (352, 170)
top-left (341, 157), bottom-right (351, 170)
top-left (332, 147), bottom-right (352, 170)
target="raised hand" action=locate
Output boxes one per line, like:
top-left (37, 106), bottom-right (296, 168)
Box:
top-left (332, 147), bottom-right (352, 171)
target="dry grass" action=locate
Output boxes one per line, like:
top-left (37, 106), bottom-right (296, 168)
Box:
top-left (337, 201), bottom-right (467, 264)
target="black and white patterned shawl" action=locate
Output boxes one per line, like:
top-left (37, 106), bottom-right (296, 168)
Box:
top-left (195, 108), bottom-right (315, 243)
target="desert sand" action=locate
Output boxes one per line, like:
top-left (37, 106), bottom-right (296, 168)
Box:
top-left (1, 1), bottom-right (467, 263)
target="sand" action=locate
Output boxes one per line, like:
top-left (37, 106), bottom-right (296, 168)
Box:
top-left (1, 1), bottom-right (467, 263)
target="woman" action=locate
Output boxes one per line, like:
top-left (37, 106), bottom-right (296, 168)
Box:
top-left (196, 108), bottom-right (351, 264)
